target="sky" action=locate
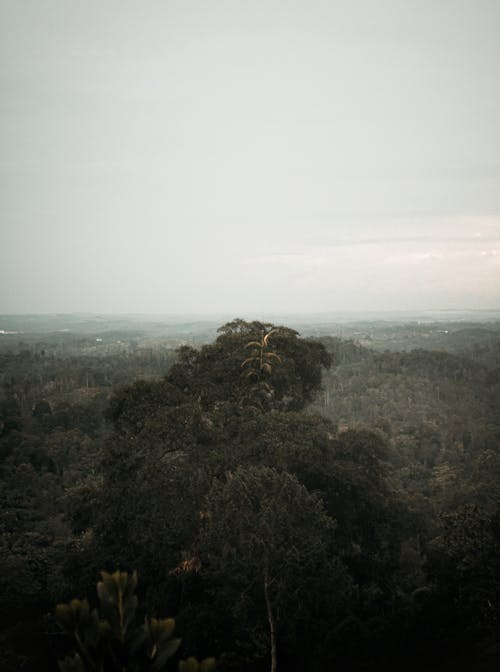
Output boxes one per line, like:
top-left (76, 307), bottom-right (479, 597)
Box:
top-left (1, 0), bottom-right (500, 315)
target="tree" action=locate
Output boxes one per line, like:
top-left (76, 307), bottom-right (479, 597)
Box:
top-left (199, 466), bottom-right (350, 672)
top-left (426, 504), bottom-right (500, 657)
top-left (163, 320), bottom-right (331, 412)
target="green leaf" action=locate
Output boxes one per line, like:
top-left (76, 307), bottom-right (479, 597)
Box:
top-left (123, 594), bottom-right (138, 631)
top-left (200, 657), bottom-right (217, 672)
top-left (152, 637), bottom-right (181, 670)
top-left (158, 617), bottom-right (176, 642)
top-left (58, 653), bottom-right (85, 672)
top-left (55, 603), bottom-right (73, 629)
top-left (179, 658), bottom-right (200, 672)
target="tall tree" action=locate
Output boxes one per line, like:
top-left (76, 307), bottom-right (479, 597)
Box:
top-left (199, 466), bottom-right (350, 672)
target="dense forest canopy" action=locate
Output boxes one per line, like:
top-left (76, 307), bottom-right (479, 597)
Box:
top-left (1, 318), bottom-right (500, 671)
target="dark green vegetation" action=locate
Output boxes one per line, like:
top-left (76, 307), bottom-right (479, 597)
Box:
top-left (56, 570), bottom-right (215, 672)
top-left (1, 317), bottom-right (500, 671)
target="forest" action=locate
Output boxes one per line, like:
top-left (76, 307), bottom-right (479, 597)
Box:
top-left (1, 316), bottom-right (500, 671)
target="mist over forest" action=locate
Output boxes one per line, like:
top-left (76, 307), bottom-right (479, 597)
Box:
top-left (1, 313), bottom-right (500, 671)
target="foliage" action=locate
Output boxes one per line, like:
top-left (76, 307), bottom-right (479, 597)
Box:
top-left (199, 466), bottom-right (350, 670)
top-left (56, 570), bottom-right (215, 672)
top-left (163, 320), bottom-right (331, 412)
top-left (2, 318), bottom-right (500, 670)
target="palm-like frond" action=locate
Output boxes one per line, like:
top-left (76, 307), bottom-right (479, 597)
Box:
top-left (245, 341), bottom-right (263, 349)
top-left (241, 356), bottom-right (260, 368)
top-left (263, 329), bottom-right (277, 346)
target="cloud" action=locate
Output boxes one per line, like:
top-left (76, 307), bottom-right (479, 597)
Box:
top-left (237, 221), bottom-right (500, 312)
top-left (244, 252), bottom-right (324, 267)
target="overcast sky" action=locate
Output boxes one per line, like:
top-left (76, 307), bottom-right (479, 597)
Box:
top-left (1, 0), bottom-right (499, 315)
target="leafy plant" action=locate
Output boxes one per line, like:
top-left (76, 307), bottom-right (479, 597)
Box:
top-left (241, 328), bottom-right (282, 381)
top-left (55, 570), bottom-right (215, 672)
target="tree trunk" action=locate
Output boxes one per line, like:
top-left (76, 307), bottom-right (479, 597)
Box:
top-left (263, 568), bottom-right (277, 672)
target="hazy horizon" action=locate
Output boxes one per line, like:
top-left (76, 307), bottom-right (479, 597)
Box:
top-left (2, 1), bottom-right (500, 314)
top-left (2, 307), bottom-right (500, 324)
